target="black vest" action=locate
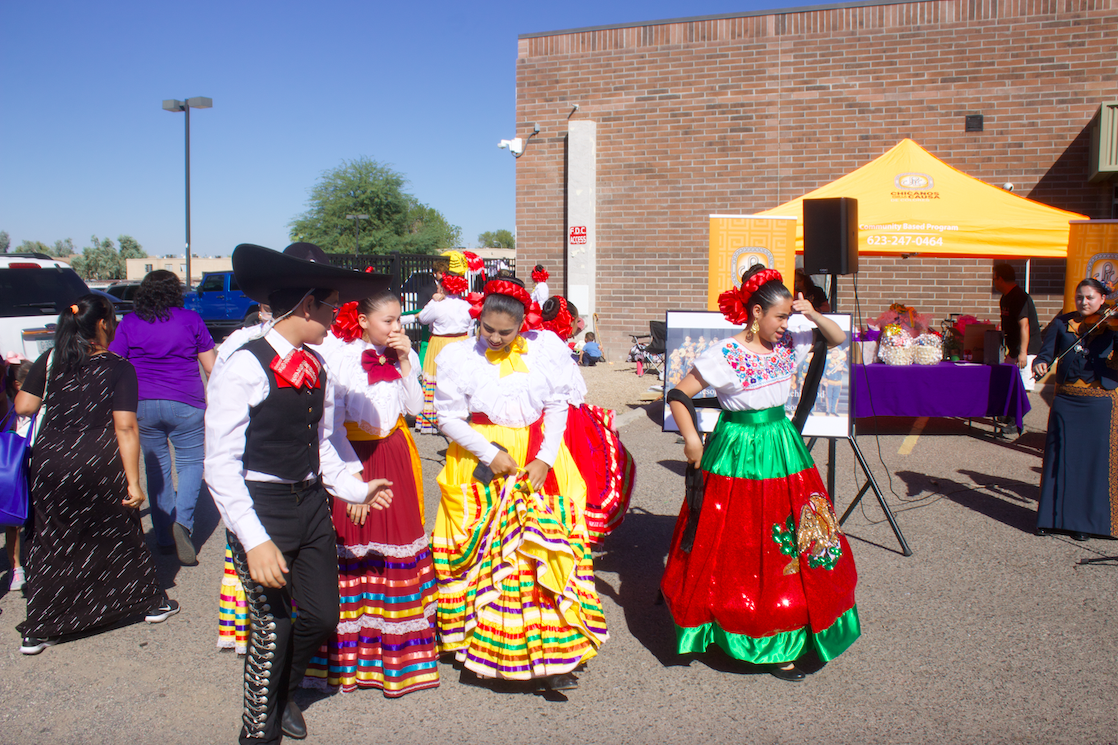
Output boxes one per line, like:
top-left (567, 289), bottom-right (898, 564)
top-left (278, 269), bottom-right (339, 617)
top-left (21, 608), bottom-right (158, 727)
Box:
top-left (242, 337), bottom-right (325, 480)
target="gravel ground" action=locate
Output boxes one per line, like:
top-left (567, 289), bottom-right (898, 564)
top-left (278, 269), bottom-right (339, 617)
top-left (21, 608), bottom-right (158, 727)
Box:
top-left (2, 370), bottom-right (1116, 745)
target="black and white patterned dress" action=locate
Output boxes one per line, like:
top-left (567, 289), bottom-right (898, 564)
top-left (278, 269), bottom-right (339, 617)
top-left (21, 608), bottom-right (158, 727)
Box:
top-left (17, 352), bottom-right (162, 639)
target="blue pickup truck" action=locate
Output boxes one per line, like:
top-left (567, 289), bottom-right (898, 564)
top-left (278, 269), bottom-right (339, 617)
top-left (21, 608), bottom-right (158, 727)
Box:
top-left (183, 271), bottom-right (260, 337)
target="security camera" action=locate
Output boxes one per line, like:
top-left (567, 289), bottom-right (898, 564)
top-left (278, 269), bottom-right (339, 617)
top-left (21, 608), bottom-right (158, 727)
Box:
top-left (1003, 182), bottom-right (1014, 192)
top-left (497, 138), bottom-right (524, 156)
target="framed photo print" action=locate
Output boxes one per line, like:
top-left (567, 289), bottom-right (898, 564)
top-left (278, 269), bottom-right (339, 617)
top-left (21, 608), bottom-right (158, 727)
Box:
top-left (662, 310), bottom-right (853, 439)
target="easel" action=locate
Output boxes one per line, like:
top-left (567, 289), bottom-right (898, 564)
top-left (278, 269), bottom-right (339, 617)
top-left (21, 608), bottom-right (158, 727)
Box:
top-left (807, 274), bottom-right (913, 557)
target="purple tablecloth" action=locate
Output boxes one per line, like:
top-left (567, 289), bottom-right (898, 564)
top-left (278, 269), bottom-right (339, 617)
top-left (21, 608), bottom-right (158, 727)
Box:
top-left (853, 362), bottom-right (1031, 430)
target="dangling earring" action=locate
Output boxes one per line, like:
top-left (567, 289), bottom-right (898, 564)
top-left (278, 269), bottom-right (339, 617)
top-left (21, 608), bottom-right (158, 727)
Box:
top-left (746, 318), bottom-right (759, 342)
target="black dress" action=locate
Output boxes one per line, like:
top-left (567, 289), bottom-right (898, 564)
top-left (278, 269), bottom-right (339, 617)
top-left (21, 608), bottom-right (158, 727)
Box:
top-left (16, 352), bottom-right (163, 639)
top-left (1034, 312), bottom-right (1118, 538)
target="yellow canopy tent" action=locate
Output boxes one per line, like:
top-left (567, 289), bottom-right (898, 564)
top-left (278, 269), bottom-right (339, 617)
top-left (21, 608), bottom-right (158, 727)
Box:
top-left (757, 139), bottom-right (1087, 258)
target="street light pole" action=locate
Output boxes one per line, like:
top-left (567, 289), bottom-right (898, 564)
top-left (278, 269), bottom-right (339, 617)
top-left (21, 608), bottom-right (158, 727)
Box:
top-left (346, 214), bottom-right (370, 255)
top-left (163, 96), bottom-right (212, 287)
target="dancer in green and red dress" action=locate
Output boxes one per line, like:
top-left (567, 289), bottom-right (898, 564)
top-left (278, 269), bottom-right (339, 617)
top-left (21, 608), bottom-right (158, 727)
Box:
top-left (661, 265), bottom-right (859, 683)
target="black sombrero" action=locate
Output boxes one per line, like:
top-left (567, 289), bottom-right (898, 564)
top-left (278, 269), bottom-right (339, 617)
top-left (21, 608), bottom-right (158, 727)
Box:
top-left (232, 242), bottom-right (390, 304)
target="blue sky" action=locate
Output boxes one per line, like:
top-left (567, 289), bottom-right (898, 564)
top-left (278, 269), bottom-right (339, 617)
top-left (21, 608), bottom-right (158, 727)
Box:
top-left (2, 0), bottom-right (794, 258)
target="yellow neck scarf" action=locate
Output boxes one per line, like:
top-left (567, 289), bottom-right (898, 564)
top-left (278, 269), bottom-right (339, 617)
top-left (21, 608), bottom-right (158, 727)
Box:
top-left (486, 336), bottom-right (529, 377)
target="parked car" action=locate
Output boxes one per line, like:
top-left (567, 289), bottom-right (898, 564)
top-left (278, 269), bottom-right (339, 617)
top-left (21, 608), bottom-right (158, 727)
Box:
top-left (0, 254), bottom-right (91, 359)
top-left (182, 270), bottom-right (259, 338)
top-left (102, 281), bottom-right (139, 314)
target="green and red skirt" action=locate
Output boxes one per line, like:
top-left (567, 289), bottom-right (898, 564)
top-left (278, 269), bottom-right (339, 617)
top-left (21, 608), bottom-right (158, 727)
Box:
top-left (660, 406), bottom-right (860, 664)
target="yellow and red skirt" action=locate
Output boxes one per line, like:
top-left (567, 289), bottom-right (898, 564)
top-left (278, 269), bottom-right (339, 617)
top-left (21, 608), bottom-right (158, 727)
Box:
top-left (563, 403), bottom-right (635, 545)
top-left (661, 406), bottom-right (860, 664)
top-left (433, 414), bottom-right (608, 679)
top-left (418, 333), bottom-right (467, 433)
top-left (303, 418), bottom-right (439, 697)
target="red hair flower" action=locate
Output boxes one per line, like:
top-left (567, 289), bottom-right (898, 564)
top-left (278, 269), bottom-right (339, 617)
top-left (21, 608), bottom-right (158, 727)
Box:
top-left (330, 301), bottom-right (362, 343)
top-left (717, 288), bottom-right (750, 326)
top-left (541, 296), bottom-right (574, 340)
top-left (531, 267), bottom-right (549, 283)
top-left (441, 272), bottom-right (468, 296)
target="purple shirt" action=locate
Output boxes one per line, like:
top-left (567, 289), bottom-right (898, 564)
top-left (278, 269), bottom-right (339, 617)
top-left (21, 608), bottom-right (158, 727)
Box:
top-left (108, 307), bottom-right (215, 408)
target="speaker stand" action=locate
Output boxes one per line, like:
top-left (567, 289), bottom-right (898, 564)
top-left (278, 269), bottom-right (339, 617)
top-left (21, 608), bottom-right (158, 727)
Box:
top-left (811, 272), bottom-right (913, 557)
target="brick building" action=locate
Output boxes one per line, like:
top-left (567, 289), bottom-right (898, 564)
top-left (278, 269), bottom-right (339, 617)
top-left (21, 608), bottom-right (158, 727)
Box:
top-left (513, 0), bottom-right (1118, 354)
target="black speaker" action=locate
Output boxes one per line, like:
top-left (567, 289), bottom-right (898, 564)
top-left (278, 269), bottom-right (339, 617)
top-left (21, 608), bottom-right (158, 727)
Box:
top-left (803, 197), bottom-right (858, 275)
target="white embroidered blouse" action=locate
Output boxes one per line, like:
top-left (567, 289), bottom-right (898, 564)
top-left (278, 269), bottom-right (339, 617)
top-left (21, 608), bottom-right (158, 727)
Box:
top-left (692, 330), bottom-right (814, 411)
top-left (434, 330), bottom-right (581, 467)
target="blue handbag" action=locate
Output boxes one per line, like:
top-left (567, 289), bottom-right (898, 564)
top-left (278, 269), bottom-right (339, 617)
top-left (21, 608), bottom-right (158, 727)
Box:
top-left (0, 406), bottom-right (35, 527)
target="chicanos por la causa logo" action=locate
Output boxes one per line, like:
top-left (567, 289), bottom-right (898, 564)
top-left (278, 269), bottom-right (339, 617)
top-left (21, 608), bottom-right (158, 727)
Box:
top-left (891, 172), bottom-right (940, 200)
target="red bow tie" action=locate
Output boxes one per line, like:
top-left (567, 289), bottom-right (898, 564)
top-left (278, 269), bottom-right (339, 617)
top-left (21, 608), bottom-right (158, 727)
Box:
top-left (270, 348), bottom-right (321, 389)
top-left (361, 348), bottom-right (402, 384)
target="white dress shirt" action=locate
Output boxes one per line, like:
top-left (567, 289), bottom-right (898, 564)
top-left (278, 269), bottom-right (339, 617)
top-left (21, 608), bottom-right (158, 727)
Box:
top-left (434, 330), bottom-right (580, 467)
top-left (416, 295), bottom-right (473, 335)
top-left (530, 281), bottom-right (549, 306)
top-left (204, 329), bottom-right (367, 552)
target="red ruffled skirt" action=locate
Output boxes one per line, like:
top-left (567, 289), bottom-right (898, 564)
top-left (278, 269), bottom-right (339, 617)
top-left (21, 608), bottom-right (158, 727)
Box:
top-left (303, 425), bottom-right (439, 696)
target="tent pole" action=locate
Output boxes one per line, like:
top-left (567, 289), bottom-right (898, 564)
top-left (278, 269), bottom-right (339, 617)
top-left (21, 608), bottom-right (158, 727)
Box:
top-left (1025, 259), bottom-right (1031, 294)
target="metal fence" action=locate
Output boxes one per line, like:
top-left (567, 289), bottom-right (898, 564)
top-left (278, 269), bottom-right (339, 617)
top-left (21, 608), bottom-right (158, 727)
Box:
top-left (330, 252), bottom-right (515, 315)
top-left (330, 252), bottom-right (515, 345)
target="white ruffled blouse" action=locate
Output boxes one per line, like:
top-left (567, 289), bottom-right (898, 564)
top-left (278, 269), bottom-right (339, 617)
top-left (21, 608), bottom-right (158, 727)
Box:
top-left (434, 330), bottom-right (582, 467)
top-left (324, 339), bottom-right (423, 438)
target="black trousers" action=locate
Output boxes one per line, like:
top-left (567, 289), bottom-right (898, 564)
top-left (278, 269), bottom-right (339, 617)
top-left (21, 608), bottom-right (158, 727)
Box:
top-left (228, 479), bottom-right (339, 744)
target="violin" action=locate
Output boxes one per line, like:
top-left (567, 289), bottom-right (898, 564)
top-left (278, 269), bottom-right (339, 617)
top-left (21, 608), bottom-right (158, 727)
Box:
top-left (1072, 304), bottom-right (1118, 332)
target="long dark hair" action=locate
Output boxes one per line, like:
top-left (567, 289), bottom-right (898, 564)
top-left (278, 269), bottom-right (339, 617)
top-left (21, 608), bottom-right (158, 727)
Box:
top-left (52, 294), bottom-right (116, 377)
top-left (133, 270), bottom-right (184, 322)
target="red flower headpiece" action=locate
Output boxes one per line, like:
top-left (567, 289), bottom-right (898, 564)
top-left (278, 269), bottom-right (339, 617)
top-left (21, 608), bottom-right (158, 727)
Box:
top-left (440, 272), bottom-right (468, 296)
top-left (718, 268), bottom-right (783, 326)
top-left (531, 267), bottom-right (549, 283)
top-left (331, 301), bottom-right (362, 343)
top-left (468, 280), bottom-right (542, 332)
top-left (462, 251), bottom-right (485, 273)
top-left (541, 296), bottom-right (574, 340)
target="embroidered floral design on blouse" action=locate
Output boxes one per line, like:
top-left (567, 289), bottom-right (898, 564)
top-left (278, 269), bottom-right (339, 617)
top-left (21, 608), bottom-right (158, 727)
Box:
top-left (722, 333), bottom-right (796, 390)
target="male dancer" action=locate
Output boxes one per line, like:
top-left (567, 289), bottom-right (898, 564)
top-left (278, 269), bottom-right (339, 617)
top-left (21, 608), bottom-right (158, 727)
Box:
top-left (206, 243), bottom-right (393, 743)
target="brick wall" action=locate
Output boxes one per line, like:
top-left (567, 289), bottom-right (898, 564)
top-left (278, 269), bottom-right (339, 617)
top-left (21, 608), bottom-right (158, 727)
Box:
top-left (514, 0), bottom-right (1118, 354)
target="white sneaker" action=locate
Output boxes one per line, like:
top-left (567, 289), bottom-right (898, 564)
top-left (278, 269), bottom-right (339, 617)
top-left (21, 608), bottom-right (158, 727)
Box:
top-left (9, 566), bottom-right (25, 592)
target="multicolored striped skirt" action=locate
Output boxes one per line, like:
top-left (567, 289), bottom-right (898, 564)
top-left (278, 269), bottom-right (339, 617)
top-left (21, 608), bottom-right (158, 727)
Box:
top-left (433, 419), bottom-right (608, 679)
top-left (218, 544), bottom-right (248, 654)
top-left (563, 403), bottom-right (635, 545)
top-left (303, 423), bottom-right (439, 696)
top-left (417, 333), bottom-right (466, 434)
top-left (661, 406), bottom-right (860, 664)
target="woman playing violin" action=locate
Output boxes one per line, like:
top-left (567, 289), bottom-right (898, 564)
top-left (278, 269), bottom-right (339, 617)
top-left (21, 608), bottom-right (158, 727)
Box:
top-left (1032, 278), bottom-right (1118, 541)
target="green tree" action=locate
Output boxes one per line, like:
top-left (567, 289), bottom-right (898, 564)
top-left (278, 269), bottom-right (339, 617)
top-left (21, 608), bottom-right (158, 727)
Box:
top-left (118, 235), bottom-right (146, 259)
top-left (0, 231), bottom-right (9, 253)
top-left (289, 157), bottom-right (461, 255)
top-left (17, 239), bottom-right (51, 254)
top-left (478, 229), bottom-right (515, 249)
top-left (71, 235), bottom-right (125, 280)
top-left (51, 238), bottom-right (76, 257)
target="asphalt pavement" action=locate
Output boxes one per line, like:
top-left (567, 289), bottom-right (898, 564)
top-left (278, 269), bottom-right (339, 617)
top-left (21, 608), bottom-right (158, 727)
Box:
top-left (1, 393), bottom-right (1116, 745)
